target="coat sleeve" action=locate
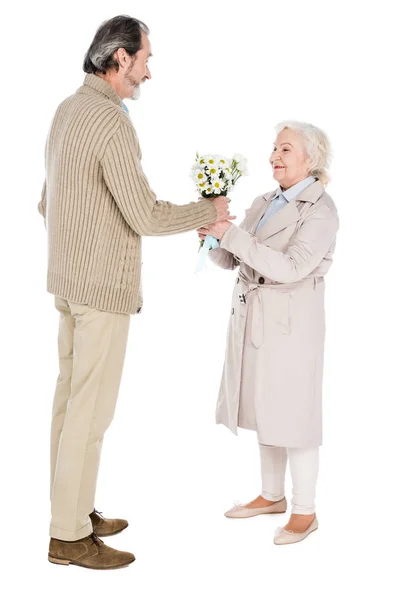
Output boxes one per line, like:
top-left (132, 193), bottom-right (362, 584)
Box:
top-left (208, 198), bottom-right (263, 271)
top-left (219, 200), bottom-right (339, 283)
top-left (37, 180), bottom-right (47, 230)
top-left (208, 246), bottom-right (240, 270)
top-left (100, 123), bottom-right (217, 236)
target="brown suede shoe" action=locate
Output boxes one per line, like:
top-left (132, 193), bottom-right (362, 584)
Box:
top-left (48, 533), bottom-right (135, 569)
top-left (89, 509), bottom-right (128, 537)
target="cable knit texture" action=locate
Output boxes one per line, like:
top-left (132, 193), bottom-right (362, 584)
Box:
top-left (38, 74), bottom-right (217, 314)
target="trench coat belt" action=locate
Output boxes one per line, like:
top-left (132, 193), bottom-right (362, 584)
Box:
top-left (237, 272), bottom-right (324, 349)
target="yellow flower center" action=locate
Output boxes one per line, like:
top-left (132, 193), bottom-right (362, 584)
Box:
top-left (197, 173), bottom-right (204, 179)
top-left (208, 159), bottom-right (215, 164)
top-left (214, 182), bottom-right (221, 188)
top-left (210, 168), bottom-right (217, 174)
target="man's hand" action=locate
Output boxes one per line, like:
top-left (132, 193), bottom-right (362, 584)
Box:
top-left (198, 220), bottom-right (234, 240)
top-left (211, 196), bottom-right (232, 222)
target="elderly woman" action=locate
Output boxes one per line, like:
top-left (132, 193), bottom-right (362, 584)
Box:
top-left (198, 121), bottom-right (339, 545)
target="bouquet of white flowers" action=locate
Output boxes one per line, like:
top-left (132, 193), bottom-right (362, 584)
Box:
top-left (190, 153), bottom-right (248, 264)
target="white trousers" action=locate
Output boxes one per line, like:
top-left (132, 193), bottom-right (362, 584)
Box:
top-left (259, 444), bottom-right (319, 515)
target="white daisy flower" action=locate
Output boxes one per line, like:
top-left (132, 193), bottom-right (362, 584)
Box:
top-left (204, 154), bottom-right (218, 167)
top-left (208, 164), bottom-right (221, 178)
top-left (192, 169), bottom-right (207, 184)
top-left (210, 172), bottom-right (223, 184)
top-left (191, 158), bottom-right (206, 173)
top-left (211, 180), bottom-right (224, 193)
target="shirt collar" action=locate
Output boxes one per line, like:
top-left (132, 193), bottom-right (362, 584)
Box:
top-left (121, 100), bottom-right (129, 114)
top-left (273, 176), bottom-right (316, 202)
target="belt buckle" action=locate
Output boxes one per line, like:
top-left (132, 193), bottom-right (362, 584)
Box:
top-left (239, 293), bottom-right (246, 304)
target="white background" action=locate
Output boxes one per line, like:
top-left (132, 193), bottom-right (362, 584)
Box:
top-left (1, 0), bottom-right (399, 597)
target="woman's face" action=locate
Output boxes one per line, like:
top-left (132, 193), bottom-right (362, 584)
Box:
top-left (270, 129), bottom-right (311, 190)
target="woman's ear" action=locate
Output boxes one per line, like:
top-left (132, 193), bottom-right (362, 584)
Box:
top-left (304, 155), bottom-right (313, 176)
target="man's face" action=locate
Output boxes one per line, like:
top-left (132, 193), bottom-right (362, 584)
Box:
top-left (121, 33), bottom-right (152, 100)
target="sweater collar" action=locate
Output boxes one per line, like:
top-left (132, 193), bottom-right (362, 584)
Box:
top-left (82, 74), bottom-right (122, 107)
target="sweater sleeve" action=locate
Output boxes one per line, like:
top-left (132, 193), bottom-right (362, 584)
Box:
top-left (220, 200), bottom-right (339, 283)
top-left (100, 122), bottom-right (217, 236)
top-left (38, 180), bottom-right (47, 230)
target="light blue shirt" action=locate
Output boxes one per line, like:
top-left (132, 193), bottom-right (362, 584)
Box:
top-left (255, 175), bottom-right (316, 232)
top-left (121, 100), bottom-right (129, 114)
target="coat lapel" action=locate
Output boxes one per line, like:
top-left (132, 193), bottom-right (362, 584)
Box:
top-left (248, 191), bottom-right (276, 235)
top-left (255, 200), bottom-right (301, 241)
top-left (255, 180), bottom-right (325, 241)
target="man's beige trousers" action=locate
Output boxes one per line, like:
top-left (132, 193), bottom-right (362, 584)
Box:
top-left (50, 296), bottom-right (130, 541)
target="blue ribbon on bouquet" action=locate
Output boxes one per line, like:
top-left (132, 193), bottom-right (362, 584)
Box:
top-left (195, 234), bottom-right (219, 273)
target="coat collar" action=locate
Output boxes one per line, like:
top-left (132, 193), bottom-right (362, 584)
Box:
top-left (255, 180), bottom-right (325, 241)
top-left (80, 74), bottom-right (122, 107)
top-left (272, 175), bottom-right (317, 203)
top-left (263, 180), bottom-right (324, 205)
top-left (294, 179), bottom-right (325, 204)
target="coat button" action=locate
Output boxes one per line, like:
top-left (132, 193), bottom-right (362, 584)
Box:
top-left (258, 277), bottom-right (265, 284)
top-left (236, 277), bottom-right (239, 284)
top-left (231, 308), bottom-right (234, 315)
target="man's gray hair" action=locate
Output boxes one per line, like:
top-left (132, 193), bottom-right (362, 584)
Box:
top-left (83, 15), bottom-right (150, 75)
top-left (275, 121), bottom-right (332, 185)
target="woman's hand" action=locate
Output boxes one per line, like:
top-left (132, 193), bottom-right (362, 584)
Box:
top-left (197, 219), bottom-right (235, 240)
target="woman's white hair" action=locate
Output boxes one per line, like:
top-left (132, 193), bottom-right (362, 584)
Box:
top-left (275, 120), bottom-right (332, 185)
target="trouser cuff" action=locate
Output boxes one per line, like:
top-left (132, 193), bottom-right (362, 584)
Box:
top-left (49, 520), bottom-right (93, 541)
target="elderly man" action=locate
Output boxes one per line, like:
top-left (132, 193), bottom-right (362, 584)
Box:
top-left (38, 15), bottom-right (231, 570)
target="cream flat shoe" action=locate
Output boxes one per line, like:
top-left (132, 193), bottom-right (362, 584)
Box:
top-left (273, 516), bottom-right (319, 545)
top-left (224, 497), bottom-right (287, 518)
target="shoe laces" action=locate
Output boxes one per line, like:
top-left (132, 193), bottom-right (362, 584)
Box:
top-left (89, 533), bottom-right (103, 547)
top-left (93, 508), bottom-right (104, 518)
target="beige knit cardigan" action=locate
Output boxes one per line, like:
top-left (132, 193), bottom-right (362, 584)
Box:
top-left (38, 74), bottom-right (217, 314)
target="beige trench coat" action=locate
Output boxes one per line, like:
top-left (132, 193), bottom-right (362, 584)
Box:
top-left (209, 181), bottom-right (339, 447)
